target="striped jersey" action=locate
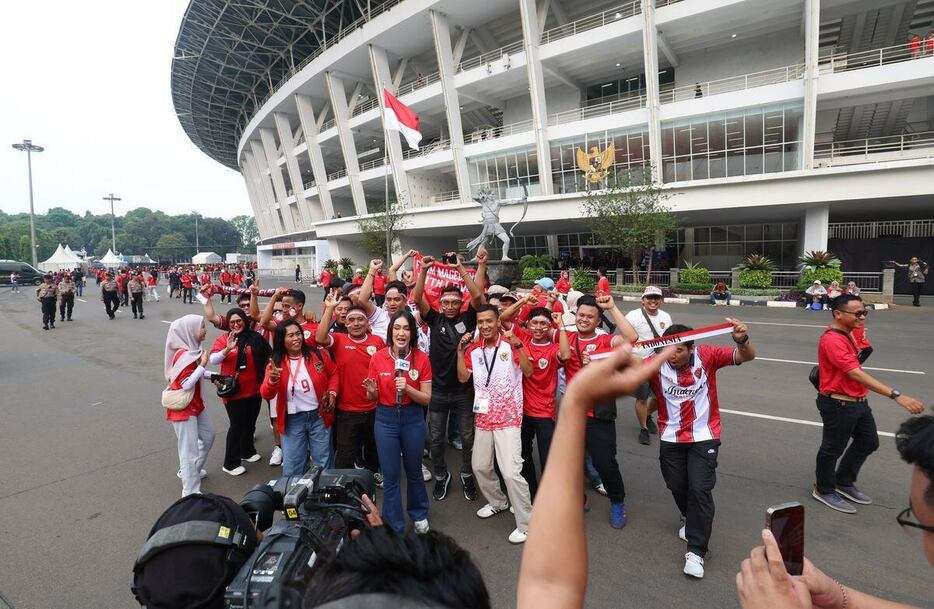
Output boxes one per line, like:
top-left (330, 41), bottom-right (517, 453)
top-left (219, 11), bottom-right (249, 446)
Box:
top-left (649, 345), bottom-right (737, 443)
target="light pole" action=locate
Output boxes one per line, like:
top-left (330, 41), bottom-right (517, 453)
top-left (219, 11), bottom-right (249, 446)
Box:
top-left (102, 193), bottom-right (121, 252)
top-left (193, 213), bottom-right (200, 253)
top-left (11, 139), bottom-right (44, 267)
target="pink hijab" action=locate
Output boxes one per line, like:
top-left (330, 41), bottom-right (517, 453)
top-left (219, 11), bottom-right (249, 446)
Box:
top-left (164, 314), bottom-right (204, 382)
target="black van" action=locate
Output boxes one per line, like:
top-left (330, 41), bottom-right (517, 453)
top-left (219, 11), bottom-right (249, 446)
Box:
top-left (0, 261), bottom-right (44, 285)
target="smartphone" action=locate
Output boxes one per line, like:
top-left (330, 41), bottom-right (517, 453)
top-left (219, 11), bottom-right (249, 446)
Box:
top-left (766, 502), bottom-right (805, 576)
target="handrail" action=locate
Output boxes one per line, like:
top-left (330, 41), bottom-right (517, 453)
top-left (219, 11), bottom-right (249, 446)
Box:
top-left (457, 39), bottom-right (525, 73)
top-left (548, 94), bottom-right (646, 125)
top-left (350, 97), bottom-right (380, 118)
top-left (432, 190), bottom-right (460, 202)
top-left (319, 118), bottom-right (337, 132)
top-left (655, 0), bottom-right (687, 6)
top-left (540, 1), bottom-right (641, 45)
top-left (814, 130), bottom-right (934, 164)
top-left (358, 157), bottom-right (387, 171)
top-left (327, 168), bottom-right (348, 181)
top-left (396, 71), bottom-right (442, 97)
top-left (659, 63), bottom-right (804, 103)
top-left (464, 119), bottom-right (535, 143)
top-left (402, 138), bottom-right (451, 159)
top-left (303, 179), bottom-right (316, 190)
top-left (822, 40), bottom-right (934, 73)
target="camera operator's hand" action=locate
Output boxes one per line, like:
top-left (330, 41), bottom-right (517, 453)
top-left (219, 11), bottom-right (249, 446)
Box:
top-left (735, 530), bottom-right (811, 609)
top-left (350, 493), bottom-right (384, 539)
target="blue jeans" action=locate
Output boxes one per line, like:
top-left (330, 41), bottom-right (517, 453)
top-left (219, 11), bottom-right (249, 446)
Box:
top-left (710, 291), bottom-right (730, 304)
top-left (374, 405), bottom-right (429, 532)
top-left (281, 410), bottom-right (332, 476)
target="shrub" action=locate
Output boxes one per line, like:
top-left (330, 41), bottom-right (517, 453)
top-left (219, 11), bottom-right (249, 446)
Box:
top-left (571, 268), bottom-right (595, 293)
top-left (323, 259), bottom-right (339, 270)
top-left (799, 267), bottom-right (843, 287)
top-left (680, 262), bottom-right (710, 285)
top-left (739, 269), bottom-right (772, 289)
top-left (518, 255), bottom-right (538, 271)
top-left (337, 267), bottom-right (354, 280)
top-left (738, 254), bottom-right (776, 272)
top-left (521, 266), bottom-right (546, 281)
top-left (799, 250), bottom-right (841, 271)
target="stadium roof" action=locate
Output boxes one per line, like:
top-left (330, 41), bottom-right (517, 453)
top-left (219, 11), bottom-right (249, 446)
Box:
top-left (171, 0), bottom-right (372, 170)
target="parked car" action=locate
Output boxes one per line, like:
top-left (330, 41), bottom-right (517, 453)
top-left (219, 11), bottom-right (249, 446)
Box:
top-left (0, 261), bottom-right (44, 285)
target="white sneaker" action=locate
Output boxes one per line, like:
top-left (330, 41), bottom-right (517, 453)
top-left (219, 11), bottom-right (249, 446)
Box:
top-left (177, 469), bottom-right (208, 479)
top-left (595, 483), bottom-right (608, 496)
top-left (508, 528), bottom-right (528, 544)
top-left (476, 503), bottom-right (509, 518)
top-left (678, 518), bottom-right (687, 542)
top-left (222, 465), bottom-right (247, 476)
top-left (269, 446), bottom-right (283, 466)
top-left (243, 453), bottom-right (262, 463)
top-left (413, 519), bottom-right (430, 534)
top-left (683, 552), bottom-right (705, 579)
top-left (422, 463), bottom-right (432, 482)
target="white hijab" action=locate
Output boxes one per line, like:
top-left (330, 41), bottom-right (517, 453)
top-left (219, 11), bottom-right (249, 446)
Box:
top-left (165, 314), bottom-right (204, 382)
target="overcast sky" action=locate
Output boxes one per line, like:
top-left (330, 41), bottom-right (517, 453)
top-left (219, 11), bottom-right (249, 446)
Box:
top-left (0, 1), bottom-right (251, 221)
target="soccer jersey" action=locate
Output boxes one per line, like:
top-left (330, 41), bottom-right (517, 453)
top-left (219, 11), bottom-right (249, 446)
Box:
top-left (511, 325), bottom-right (563, 418)
top-left (562, 331), bottom-right (615, 384)
top-left (325, 332), bottom-right (385, 412)
top-left (285, 355), bottom-right (320, 414)
top-left (367, 348), bottom-right (432, 406)
top-left (465, 336), bottom-right (524, 431)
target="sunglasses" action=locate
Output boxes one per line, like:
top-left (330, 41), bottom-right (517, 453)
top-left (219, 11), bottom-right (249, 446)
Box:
top-left (896, 503), bottom-right (934, 534)
top-left (838, 309), bottom-right (869, 318)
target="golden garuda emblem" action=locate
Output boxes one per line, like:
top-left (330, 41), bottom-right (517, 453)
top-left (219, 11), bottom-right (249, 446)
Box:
top-left (576, 143), bottom-right (615, 184)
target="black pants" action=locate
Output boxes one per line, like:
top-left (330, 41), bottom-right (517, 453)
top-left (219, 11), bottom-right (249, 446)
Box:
top-left (659, 439), bottom-right (720, 556)
top-left (182, 287), bottom-right (194, 303)
top-left (40, 297), bottom-right (56, 326)
top-left (585, 417), bottom-right (625, 504)
top-left (223, 394), bottom-right (262, 470)
top-left (131, 293), bottom-right (144, 317)
top-left (59, 293), bottom-right (74, 320)
top-left (815, 395), bottom-right (879, 494)
top-left (103, 291), bottom-right (119, 317)
top-left (429, 389), bottom-right (475, 478)
top-left (521, 415), bottom-right (556, 499)
top-left (334, 409), bottom-right (379, 471)
top-left (375, 294), bottom-right (385, 307)
top-left (911, 282), bottom-right (923, 306)
top-left (121, 290), bottom-right (129, 306)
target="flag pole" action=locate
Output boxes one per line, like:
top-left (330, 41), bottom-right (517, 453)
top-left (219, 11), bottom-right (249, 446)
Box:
top-left (384, 118), bottom-right (391, 265)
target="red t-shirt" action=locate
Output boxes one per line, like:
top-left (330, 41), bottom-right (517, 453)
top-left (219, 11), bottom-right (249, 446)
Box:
top-left (181, 274), bottom-right (193, 288)
top-left (232, 273), bottom-right (243, 285)
top-left (517, 293), bottom-right (565, 324)
top-left (220, 272), bottom-right (231, 285)
top-left (367, 347), bottom-right (432, 406)
top-left (352, 276), bottom-right (364, 286)
top-left (165, 350), bottom-right (205, 421)
top-left (555, 278), bottom-right (571, 294)
top-left (562, 331), bottom-right (615, 385)
top-left (320, 270), bottom-right (332, 286)
top-left (373, 273), bottom-right (387, 296)
top-left (211, 335), bottom-right (260, 401)
top-left (326, 332), bottom-right (386, 412)
top-left (147, 275), bottom-right (157, 286)
top-left (818, 328), bottom-right (867, 398)
top-left (200, 273), bottom-right (211, 285)
top-left (512, 325), bottom-right (563, 418)
top-left (597, 276), bottom-right (610, 296)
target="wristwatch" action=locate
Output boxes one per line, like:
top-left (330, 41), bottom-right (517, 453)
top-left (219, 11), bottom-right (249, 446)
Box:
top-left (889, 389), bottom-right (901, 400)
top-left (733, 334), bottom-right (749, 345)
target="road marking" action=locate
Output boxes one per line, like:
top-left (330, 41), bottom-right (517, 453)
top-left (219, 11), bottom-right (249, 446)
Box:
top-left (757, 356), bottom-right (925, 375)
top-left (76, 298), bottom-right (87, 303)
top-left (161, 320), bottom-right (171, 324)
top-left (720, 408), bottom-right (895, 438)
top-left (91, 401), bottom-right (103, 406)
top-left (745, 321), bottom-right (825, 329)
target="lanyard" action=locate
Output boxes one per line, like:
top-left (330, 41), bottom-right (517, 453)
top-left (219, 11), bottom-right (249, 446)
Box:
top-left (480, 337), bottom-right (501, 388)
top-left (288, 357), bottom-right (302, 396)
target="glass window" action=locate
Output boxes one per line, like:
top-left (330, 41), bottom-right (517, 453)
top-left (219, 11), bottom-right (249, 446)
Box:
top-left (727, 225), bottom-right (744, 242)
top-left (709, 226), bottom-right (727, 242)
top-left (746, 224), bottom-right (763, 241)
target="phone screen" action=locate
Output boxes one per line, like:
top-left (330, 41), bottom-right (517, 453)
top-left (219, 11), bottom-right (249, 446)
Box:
top-left (767, 503), bottom-right (804, 576)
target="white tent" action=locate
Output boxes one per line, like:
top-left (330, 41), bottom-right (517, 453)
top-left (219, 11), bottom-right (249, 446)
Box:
top-left (192, 251), bottom-right (222, 264)
top-left (39, 244), bottom-right (83, 272)
top-left (99, 249), bottom-right (124, 268)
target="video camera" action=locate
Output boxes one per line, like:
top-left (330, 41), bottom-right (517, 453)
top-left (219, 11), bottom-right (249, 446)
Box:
top-left (225, 466), bottom-right (375, 609)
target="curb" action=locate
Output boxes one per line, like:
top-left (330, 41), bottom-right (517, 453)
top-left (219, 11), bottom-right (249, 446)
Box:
top-left (766, 301), bottom-right (797, 308)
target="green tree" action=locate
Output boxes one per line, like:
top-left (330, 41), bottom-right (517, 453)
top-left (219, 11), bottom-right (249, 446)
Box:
top-left (154, 232), bottom-right (190, 262)
top-left (357, 198), bottom-right (409, 260)
top-left (230, 215), bottom-right (259, 251)
top-left (583, 167), bottom-right (677, 282)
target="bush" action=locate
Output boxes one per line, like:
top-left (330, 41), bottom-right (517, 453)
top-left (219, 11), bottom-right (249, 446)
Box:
top-left (680, 263), bottom-right (710, 284)
top-left (323, 259), bottom-right (339, 270)
top-left (521, 266), bottom-right (546, 281)
top-left (738, 254), bottom-right (775, 272)
top-left (673, 282), bottom-right (714, 294)
top-left (520, 255), bottom-right (553, 271)
top-left (739, 269), bottom-right (772, 289)
top-left (337, 267), bottom-right (353, 280)
top-left (518, 255), bottom-right (538, 271)
top-left (799, 267), bottom-right (843, 287)
top-left (571, 268), bottom-right (595, 293)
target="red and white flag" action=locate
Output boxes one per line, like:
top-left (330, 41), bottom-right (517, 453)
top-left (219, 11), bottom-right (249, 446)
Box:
top-left (383, 88), bottom-right (421, 150)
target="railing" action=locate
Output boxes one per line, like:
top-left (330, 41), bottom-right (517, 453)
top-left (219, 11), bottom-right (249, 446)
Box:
top-left (402, 138), bottom-right (451, 159)
top-left (821, 40), bottom-right (934, 74)
top-left (841, 272), bottom-right (882, 293)
top-left (813, 130), bottom-right (934, 166)
top-left (320, 118), bottom-right (337, 132)
top-left (303, 178), bottom-right (316, 190)
top-left (432, 189), bottom-right (460, 202)
top-left (768, 271), bottom-right (802, 289)
top-left (464, 119), bottom-right (534, 143)
top-left (829, 219), bottom-right (934, 239)
top-left (358, 157), bottom-right (387, 171)
top-left (540, 1), bottom-right (641, 45)
top-left (548, 94), bottom-right (646, 126)
top-left (350, 97), bottom-right (379, 117)
top-left (655, 0), bottom-right (687, 7)
top-left (396, 71), bottom-right (442, 97)
top-left (659, 63), bottom-right (804, 103)
top-left (457, 39), bottom-right (524, 73)
top-left (327, 168), bottom-right (348, 181)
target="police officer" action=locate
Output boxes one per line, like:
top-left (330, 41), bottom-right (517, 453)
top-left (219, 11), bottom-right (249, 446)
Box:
top-left (58, 273), bottom-right (77, 321)
top-left (36, 274), bottom-right (58, 330)
top-left (72, 268), bottom-right (84, 297)
top-left (101, 271), bottom-right (120, 319)
top-left (128, 273), bottom-right (146, 319)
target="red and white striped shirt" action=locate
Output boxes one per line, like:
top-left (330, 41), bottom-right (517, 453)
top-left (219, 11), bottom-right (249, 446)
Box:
top-left (649, 345), bottom-right (737, 443)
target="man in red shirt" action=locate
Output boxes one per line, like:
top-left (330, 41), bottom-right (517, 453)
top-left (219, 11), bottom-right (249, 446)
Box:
top-left (219, 268), bottom-right (233, 303)
top-left (596, 267), bottom-right (610, 297)
top-left (259, 287), bottom-right (318, 344)
top-left (515, 278), bottom-right (564, 326)
top-left (199, 269), bottom-right (211, 289)
top-left (180, 270), bottom-right (194, 304)
top-left (909, 33), bottom-right (922, 58)
top-left (812, 294), bottom-right (923, 514)
top-left (351, 268), bottom-right (365, 287)
top-left (319, 267), bottom-right (332, 289)
top-left (316, 294), bottom-right (385, 475)
top-left (648, 319), bottom-right (756, 579)
top-left (232, 270), bottom-right (243, 287)
top-left (373, 267), bottom-right (387, 307)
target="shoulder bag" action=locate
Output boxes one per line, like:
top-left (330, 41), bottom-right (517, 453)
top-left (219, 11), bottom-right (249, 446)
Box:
top-left (809, 328), bottom-right (859, 392)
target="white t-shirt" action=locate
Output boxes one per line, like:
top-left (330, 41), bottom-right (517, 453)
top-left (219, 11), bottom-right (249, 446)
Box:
top-left (368, 306), bottom-right (390, 341)
top-left (286, 356), bottom-right (319, 414)
top-left (625, 308), bottom-right (673, 342)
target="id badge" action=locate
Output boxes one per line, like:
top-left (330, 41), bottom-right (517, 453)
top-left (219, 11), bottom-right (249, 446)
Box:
top-left (473, 391), bottom-right (490, 414)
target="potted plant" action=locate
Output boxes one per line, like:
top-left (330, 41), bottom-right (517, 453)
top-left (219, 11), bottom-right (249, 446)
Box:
top-left (738, 254), bottom-right (775, 289)
top-left (798, 250), bottom-right (843, 287)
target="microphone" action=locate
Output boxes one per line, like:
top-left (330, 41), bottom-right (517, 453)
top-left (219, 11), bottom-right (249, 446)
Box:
top-left (395, 348), bottom-right (410, 404)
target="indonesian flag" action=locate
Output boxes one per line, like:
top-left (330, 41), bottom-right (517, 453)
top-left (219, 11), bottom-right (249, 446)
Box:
top-left (383, 88), bottom-right (421, 150)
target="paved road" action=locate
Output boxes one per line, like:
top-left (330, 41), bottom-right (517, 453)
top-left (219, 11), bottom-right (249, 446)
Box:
top-left (0, 282), bottom-right (931, 609)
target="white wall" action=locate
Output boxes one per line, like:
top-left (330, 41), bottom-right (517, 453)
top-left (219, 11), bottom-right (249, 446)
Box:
top-left (673, 29), bottom-right (803, 87)
top-left (407, 171), bottom-right (458, 206)
top-left (503, 93), bottom-right (533, 124)
top-left (501, 84), bottom-right (581, 124)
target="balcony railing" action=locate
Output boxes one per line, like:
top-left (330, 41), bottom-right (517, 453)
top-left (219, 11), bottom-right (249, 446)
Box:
top-left (358, 157), bottom-right (387, 172)
top-left (327, 168), bottom-right (348, 181)
top-left (396, 71), bottom-right (442, 97)
top-left (320, 118), bottom-right (337, 132)
top-left (659, 63), bottom-right (804, 103)
top-left (411, 189), bottom-right (460, 208)
top-left (548, 93), bottom-right (646, 126)
top-left (303, 178), bottom-right (316, 190)
top-left (464, 119), bottom-right (535, 143)
top-left (829, 219), bottom-right (934, 240)
top-left (540, 1), bottom-right (641, 45)
top-left (655, 0), bottom-right (687, 7)
top-left (403, 138), bottom-right (451, 159)
top-left (350, 97), bottom-right (379, 118)
top-left (457, 39), bottom-right (524, 73)
top-left (814, 130), bottom-right (934, 166)
top-left (821, 41), bottom-right (933, 74)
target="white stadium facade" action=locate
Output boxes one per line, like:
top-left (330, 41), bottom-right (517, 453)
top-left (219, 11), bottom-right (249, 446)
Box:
top-left (172, 0), bottom-right (934, 275)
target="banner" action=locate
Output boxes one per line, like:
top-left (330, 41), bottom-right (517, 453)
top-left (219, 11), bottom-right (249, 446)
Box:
top-left (206, 285), bottom-right (277, 298)
top-left (589, 323), bottom-right (735, 359)
top-left (412, 254), bottom-right (477, 312)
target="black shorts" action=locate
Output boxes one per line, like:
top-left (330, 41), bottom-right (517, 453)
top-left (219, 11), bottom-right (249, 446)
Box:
top-left (634, 381), bottom-right (653, 402)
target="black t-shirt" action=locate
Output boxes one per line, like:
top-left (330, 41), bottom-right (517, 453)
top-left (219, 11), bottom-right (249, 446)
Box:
top-left (426, 307), bottom-right (477, 392)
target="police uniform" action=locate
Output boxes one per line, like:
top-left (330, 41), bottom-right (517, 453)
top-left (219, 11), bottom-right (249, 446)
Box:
top-left (36, 282), bottom-right (59, 329)
top-left (58, 279), bottom-right (76, 321)
top-left (128, 278), bottom-right (145, 319)
top-left (101, 278), bottom-right (120, 319)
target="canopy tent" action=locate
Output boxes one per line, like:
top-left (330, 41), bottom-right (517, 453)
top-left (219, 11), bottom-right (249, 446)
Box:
top-left (99, 249), bottom-right (125, 268)
top-left (63, 244), bottom-right (86, 262)
top-left (192, 251), bottom-right (222, 264)
top-left (38, 244), bottom-right (85, 272)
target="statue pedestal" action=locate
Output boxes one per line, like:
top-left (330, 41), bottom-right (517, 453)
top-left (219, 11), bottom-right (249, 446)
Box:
top-left (472, 260), bottom-right (520, 289)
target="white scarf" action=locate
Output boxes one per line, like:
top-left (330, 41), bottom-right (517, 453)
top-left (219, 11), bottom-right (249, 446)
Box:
top-left (164, 314), bottom-right (204, 381)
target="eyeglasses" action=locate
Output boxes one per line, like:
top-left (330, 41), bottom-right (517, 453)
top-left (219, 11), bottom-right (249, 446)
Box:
top-left (896, 503), bottom-right (934, 534)
top-left (837, 309), bottom-right (869, 318)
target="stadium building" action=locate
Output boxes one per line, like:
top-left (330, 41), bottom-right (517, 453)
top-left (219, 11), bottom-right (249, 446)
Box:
top-left (172, 0), bottom-right (934, 276)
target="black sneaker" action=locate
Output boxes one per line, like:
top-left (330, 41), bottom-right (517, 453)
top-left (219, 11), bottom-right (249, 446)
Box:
top-left (646, 415), bottom-right (658, 434)
top-left (43, 325), bottom-right (48, 330)
top-left (639, 428), bottom-right (650, 445)
top-left (462, 473), bottom-right (478, 501)
top-left (433, 471), bottom-right (452, 501)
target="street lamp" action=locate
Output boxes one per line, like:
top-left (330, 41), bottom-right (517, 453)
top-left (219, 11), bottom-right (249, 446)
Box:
top-left (11, 139), bottom-right (44, 267)
top-left (193, 212), bottom-right (200, 253)
top-left (102, 193), bottom-right (122, 252)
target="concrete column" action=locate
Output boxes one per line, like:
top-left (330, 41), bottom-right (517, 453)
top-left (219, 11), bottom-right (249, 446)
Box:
top-left (669, 268), bottom-right (679, 286)
top-left (246, 145), bottom-right (285, 235)
top-left (368, 45), bottom-right (412, 207)
top-left (546, 234), bottom-right (559, 259)
top-left (641, 0), bottom-right (663, 183)
top-left (257, 129), bottom-right (297, 233)
top-left (274, 112), bottom-right (319, 226)
top-left (295, 94), bottom-right (335, 219)
top-left (429, 11), bottom-right (472, 205)
top-left (240, 165), bottom-right (270, 240)
top-left (518, 0), bottom-right (553, 195)
top-left (802, 0), bottom-right (821, 169)
top-left (801, 204), bottom-right (830, 255)
top-left (882, 268), bottom-right (895, 303)
top-left (325, 71), bottom-right (368, 216)
top-left (246, 153), bottom-right (281, 237)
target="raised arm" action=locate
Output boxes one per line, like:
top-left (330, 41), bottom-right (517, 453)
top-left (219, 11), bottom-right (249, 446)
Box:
top-left (259, 287), bottom-right (286, 329)
top-left (499, 294), bottom-right (531, 326)
top-left (201, 286), bottom-right (222, 326)
top-left (456, 334), bottom-right (473, 383)
top-left (356, 259), bottom-right (381, 316)
top-left (249, 281), bottom-right (261, 321)
top-left (455, 252), bottom-right (485, 309)
top-left (472, 249), bottom-right (489, 305)
top-left (726, 318), bottom-right (756, 364)
top-left (388, 249), bottom-right (416, 281)
top-left (315, 292), bottom-right (338, 347)
top-left (505, 329), bottom-right (533, 378)
top-left (412, 256), bottom-right (434, 318)
top-left (596, 295), bottom-right (638, 344)
top-left (553, 311), bottom-right (570, 362)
